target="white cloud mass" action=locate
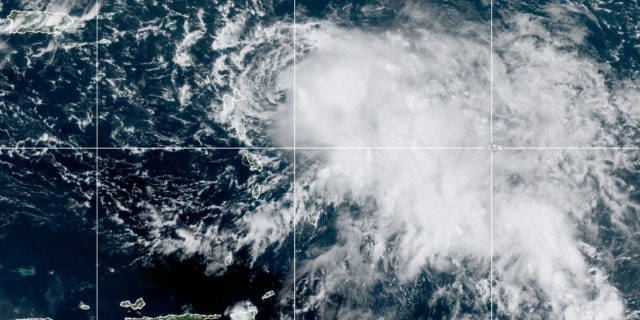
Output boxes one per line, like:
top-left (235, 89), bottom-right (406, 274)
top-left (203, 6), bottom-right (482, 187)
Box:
top-left (278, 3), bottom-right (640, 319)
top-left (290, 24), bottom-right (490, 147)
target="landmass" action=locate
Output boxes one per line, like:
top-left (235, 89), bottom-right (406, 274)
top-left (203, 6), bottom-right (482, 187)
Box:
top-left (243, 153), bottom-right (263, 172)
top-left (124, 314), bottom-right (221, 320)
top-left (231, 89), bottom-right (246, 101)
top-left (7, 10), bottom-right (76, 34)
top-left (261, 290), bottom-right (275, 300)
top-left (235, 123), bottom-right (246, 140)
top-left (251, 184), bottom-right (261, 199)
top-left (307, 214), bottom-right (319, 226)
top-left (14, 266), bottom-right (36, 276)
top-left (120, 297), bottom-right (146, 310)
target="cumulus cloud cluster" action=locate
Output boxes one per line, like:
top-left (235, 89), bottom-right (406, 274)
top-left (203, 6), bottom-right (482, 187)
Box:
top-left (289, 22), bottom-right (490, 148)
top-left (295, 149), bottom-right (491, 317)
top-left (492, 150), bottom-right (635, 319)
top-left (282, 3), bottom-right (640, 319)
top-left (493, 10), bottom-right (640, 147)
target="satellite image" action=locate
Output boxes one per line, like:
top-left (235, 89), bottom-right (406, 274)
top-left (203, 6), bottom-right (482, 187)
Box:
top-left (0, 0), bottom-right (639, 319)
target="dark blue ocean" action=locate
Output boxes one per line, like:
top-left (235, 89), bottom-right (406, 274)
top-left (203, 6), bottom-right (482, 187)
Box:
top-left (0, 0), bottom-right (639, 319)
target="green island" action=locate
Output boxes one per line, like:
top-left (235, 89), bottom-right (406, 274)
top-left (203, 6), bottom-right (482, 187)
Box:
top-left (15, 266), bottom-right (36, 276)
top-left (243, 153), bottom-right (263, 172)
top-left (251, 183), bottom-right (261, 199)
top-left (120, 297), bottom-right (146, 310)
top-left (7, 10), bottom-right (76, 34)
top-left (124, 314), bottom-right (221, 320)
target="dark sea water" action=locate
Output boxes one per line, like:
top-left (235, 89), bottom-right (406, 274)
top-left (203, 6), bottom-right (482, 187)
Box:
top-left (0, 0), bottom-right (639, 319)
top-left (0, 150), bottom-right (96, 320)
top-left (97, 149), bottom-right (293, 319)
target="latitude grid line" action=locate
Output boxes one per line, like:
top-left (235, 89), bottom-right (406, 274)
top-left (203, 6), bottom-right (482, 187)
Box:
top-left (3, 3), bottom-right (630, 320)
top-left (2, 146), bottom-right (638, 150)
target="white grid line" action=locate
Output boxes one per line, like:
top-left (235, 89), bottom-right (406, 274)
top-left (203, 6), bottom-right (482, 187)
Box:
top-left (503, 147), bottom-right (640, 150)
top-left (490, 0), bottom-right (494, 317)
top-left (95, 3), bottom-right (100, 318)
top-left (2, 146), bottom-right (637, 151)
top-left (293, 0), bottom-right (297, 318)
top-left (0, 146), bottom-right (487, 150)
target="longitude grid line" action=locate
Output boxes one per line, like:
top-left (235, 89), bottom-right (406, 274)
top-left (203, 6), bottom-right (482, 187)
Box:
top-left (490, 0), bottom-right (494, 318)
top-left (292, 0), bottom-right (297, 318)
top-left (95, 2), bottom-right (100, 319)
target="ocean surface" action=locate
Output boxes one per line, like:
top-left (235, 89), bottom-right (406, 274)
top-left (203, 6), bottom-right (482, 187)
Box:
top-left (0, 0), bottom-right (639, 319)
